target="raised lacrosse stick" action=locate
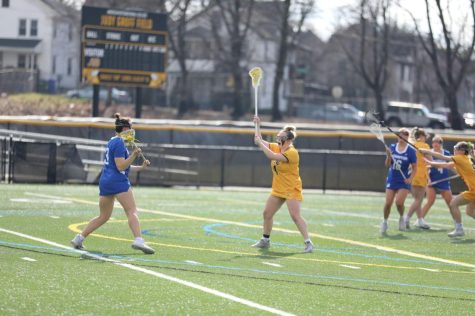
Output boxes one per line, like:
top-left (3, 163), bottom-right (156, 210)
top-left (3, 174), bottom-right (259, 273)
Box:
top-left (429, 174), bottom-right (460, 186)
top-left (119, 129), bottom-right (147, 161)
top-left (366, 111), bottom-right (420, 151)
top-left (249, 67), bottom-right (263, 134)
top-left (369, 122), bottom-right (407, 179)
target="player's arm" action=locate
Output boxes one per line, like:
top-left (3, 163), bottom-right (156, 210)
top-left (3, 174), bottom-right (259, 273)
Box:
top-left (130, 159), bottom-right (151, 171)
top-left (424, 159), bottom-right (454, 169)
top-left (253, 115), bottom-right (269, 148)
top-left (384, 147), bottom-right (392, 167)
top-left (115, 148), bottom-right (141, 171)
top-left (255, 136), bottom-right (287, 161)
top-left (419, 149), bottom-right (451, 161)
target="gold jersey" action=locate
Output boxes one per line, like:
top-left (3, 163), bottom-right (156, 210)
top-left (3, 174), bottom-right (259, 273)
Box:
top-left (269, 143), bottom-right (303, 201)
top-left (452, 154), bottom-right (475, 201)
top-left (412, 141), bottom-right (430, 187)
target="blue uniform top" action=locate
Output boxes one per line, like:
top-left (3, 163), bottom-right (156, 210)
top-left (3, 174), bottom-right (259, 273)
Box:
top-left (429, 149), bottom-right (451, 190)
top-left (99, 136), bottom-right (131, 196)
top-left (386, 143), bottom-right (417, 189)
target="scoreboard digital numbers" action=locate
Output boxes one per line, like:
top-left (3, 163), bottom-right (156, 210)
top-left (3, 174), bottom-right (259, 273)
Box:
top-left (81, 6), bottom-right (168, 88)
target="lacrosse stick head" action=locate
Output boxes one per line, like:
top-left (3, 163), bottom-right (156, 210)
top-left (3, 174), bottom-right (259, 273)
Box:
top-left (365, 111), bottom-right (385, 125)
top-left (249, 67), bottom-right (263, 88)
top-left (369, 123), bottom-right (385, 143)
top-left (118, 129), bottom-right (136, 143)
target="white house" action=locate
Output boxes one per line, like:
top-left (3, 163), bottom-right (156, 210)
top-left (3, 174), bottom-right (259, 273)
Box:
top-left (0, 0), bottom-right (80, 91)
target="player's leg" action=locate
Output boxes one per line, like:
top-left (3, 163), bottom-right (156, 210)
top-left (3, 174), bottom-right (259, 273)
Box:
top-left (71, 195), bottom-right (115, 249)
top-left (407, 186), bottom-right (429, 229)
top-left (381, 189), bottom-right (396, 234)
top-left (440, 189), bottom-right (453, 209)
top-left (252, 195), bottom-right (284, 249)
top-left (465, 202), bottom-right (475, 219)
top-left (395, 188), bottom-right (409, 231)
top-left (421, 187), bottom-right (436, 219)
top-left (448, 194), bottom-right (469, 237)
top-left (286, 199), bottom-right (313, 252)
top-left (116, 188), bottom-right (155, 254)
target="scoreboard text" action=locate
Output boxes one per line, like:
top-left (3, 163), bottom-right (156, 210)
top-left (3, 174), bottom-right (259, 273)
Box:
top-left (81, 6), bottom-right (167, 88)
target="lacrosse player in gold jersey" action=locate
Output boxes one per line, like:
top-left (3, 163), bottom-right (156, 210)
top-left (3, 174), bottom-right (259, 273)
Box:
top-left (251, 115), bottom-right (313, 253)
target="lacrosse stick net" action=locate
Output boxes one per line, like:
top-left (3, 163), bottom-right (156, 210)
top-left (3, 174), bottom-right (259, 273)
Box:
top-left (119, 129), bottom-right (147, 161)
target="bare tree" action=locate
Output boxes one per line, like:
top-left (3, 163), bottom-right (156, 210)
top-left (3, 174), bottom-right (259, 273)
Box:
top-left (212, 0), bottom-right (255, 119)
top-left (167, 0), bottom-right (193, 117)
top-left (336, 0), bottom-right (391, 120)
top-left (271, 0), bottom-right (314, 121)
top-left (404, 0), bottom-right (475, 130)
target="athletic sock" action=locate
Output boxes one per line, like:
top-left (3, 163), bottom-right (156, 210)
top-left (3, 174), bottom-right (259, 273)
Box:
top-left (383, 219), bottom-right (388, 224)
top-left (134, 237), bottom-right (145, 244)
top-left (77, 234), bottom-right (85, 242)
top-left (304, 239), bottom-right (312, 244)
top-left (455, 223), bottom-right (463, 230)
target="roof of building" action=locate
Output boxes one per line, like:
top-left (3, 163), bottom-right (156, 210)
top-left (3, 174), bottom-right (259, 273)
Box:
top-left (0, 38), bottom-right (42, 48)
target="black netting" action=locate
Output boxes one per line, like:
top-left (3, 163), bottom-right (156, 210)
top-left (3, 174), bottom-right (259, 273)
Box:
top-left (12, 142), bottom-right (86, 183)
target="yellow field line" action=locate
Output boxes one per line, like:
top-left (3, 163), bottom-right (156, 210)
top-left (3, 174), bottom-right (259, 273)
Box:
top-left (25, 192), bottom-right (475, 271)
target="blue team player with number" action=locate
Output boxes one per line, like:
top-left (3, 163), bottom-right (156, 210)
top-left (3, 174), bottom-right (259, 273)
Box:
top-left (380, 128), bottom-right (417, 235)
top-left (71, 113), bottom-right (155, 254)
top-left (421, 135), bottom-right (453, 220)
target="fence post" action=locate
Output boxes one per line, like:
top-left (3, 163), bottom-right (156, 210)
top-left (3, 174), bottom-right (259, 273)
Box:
top-left (46, 143), bottom-right (57, 183)
top-left (220, 149), bottom-right (225, 189)
top-left (322, 152), bottom-right (327, 194)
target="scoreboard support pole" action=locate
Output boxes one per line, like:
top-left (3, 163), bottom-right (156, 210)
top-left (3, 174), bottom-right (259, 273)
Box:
top-left (135, 87), bottom-right (143, 118)
top-left (92, 84), bottom-right (100, 117)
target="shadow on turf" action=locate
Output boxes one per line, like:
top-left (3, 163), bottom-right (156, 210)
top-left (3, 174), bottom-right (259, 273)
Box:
top-left (379, 233), bottom-right (409, 240)
top-left (450, 238), bottom-right (475, 244)
top-left (2, 243), bottom-right (475, 303)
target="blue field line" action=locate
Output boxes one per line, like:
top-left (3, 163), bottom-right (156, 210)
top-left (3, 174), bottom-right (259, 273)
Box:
top-left (1, 239), bottom-right (474, 295)
top-left (202, 223), bottom-right (456, 267)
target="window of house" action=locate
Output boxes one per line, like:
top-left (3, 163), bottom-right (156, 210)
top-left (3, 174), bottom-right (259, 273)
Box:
top-left (52, 55), bottom-right (56, 74)
top-left (30, 19), bottom-right (38, 36)
top-left (2, 0), bottom-right (10, 8)
top-left (67, 57), bottom-right (72, 75)
top-left (18, 54), bottom-right (26, 68)
top-left (19, 19), bottom-right (27, 36)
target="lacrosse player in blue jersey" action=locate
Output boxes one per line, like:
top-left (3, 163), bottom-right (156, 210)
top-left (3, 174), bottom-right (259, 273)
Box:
top-left (421, 135), bottom-right (453, 219)
top-left (71, 113), bottom-right (155, 254)
top-left (380, 128), bottom-right (417, 235)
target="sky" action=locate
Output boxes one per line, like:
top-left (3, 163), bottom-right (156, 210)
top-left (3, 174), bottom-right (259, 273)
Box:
top-left (308, 0), bottom-right (470, 42)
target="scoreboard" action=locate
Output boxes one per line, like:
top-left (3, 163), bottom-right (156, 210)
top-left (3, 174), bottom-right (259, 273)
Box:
top-left (81, 6), bottom-right (168, 88)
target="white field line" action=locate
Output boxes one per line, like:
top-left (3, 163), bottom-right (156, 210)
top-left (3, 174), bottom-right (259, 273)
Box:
top-left (419, 268), bottom-right (440, 272)
top-left (21, 257), bottom-right (37, 262)
top-left (185, 260), bottom-right (203, 265)
top-left (0, 227), bottom-right (294, 316)
top-left (49, 216), bottom-right (60, 219)
top-left (24, 192), bottom-right (475, 270)
top-left (340, 264), bottom-right (361, 270)
top-left (262, 262), bottom-right (282, 268)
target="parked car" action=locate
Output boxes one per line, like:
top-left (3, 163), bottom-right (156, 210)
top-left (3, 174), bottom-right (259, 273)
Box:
top-left (66, 86), bottom-right (131, 103)
top-left (385, 101), bottom-right (447, 129)
top-left (432, 107), bottom-right (475, 128)
top-left (312, 103), bottom-right (365, 124)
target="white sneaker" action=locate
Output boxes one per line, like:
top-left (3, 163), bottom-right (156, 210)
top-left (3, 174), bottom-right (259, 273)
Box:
top-left (132, 241), bottom-right (155, 254)
top-left (304, 241), bottom-right (314, 253)
top-left (398, 218), bottom-right (406, 231)
top-left (70, 234), bottom-right (85, 250)
top-left (252, 238), bottom-right (270, 249)
top-left (448, 228), bottom-right (465, 237)
top-left (415, 218), bottom-right (431, 230)
top-left (380, 221), bottom-right (388, 235)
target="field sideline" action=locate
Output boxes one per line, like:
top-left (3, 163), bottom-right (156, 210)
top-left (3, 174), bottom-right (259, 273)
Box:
top-left (0, 184), bottom-right (474, 315)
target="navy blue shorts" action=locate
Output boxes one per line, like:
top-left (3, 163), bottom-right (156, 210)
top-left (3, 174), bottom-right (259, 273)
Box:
top-left (99, 181), bottom-right (130, 196)
top-left (386, 181), bottom-right (410, 191)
